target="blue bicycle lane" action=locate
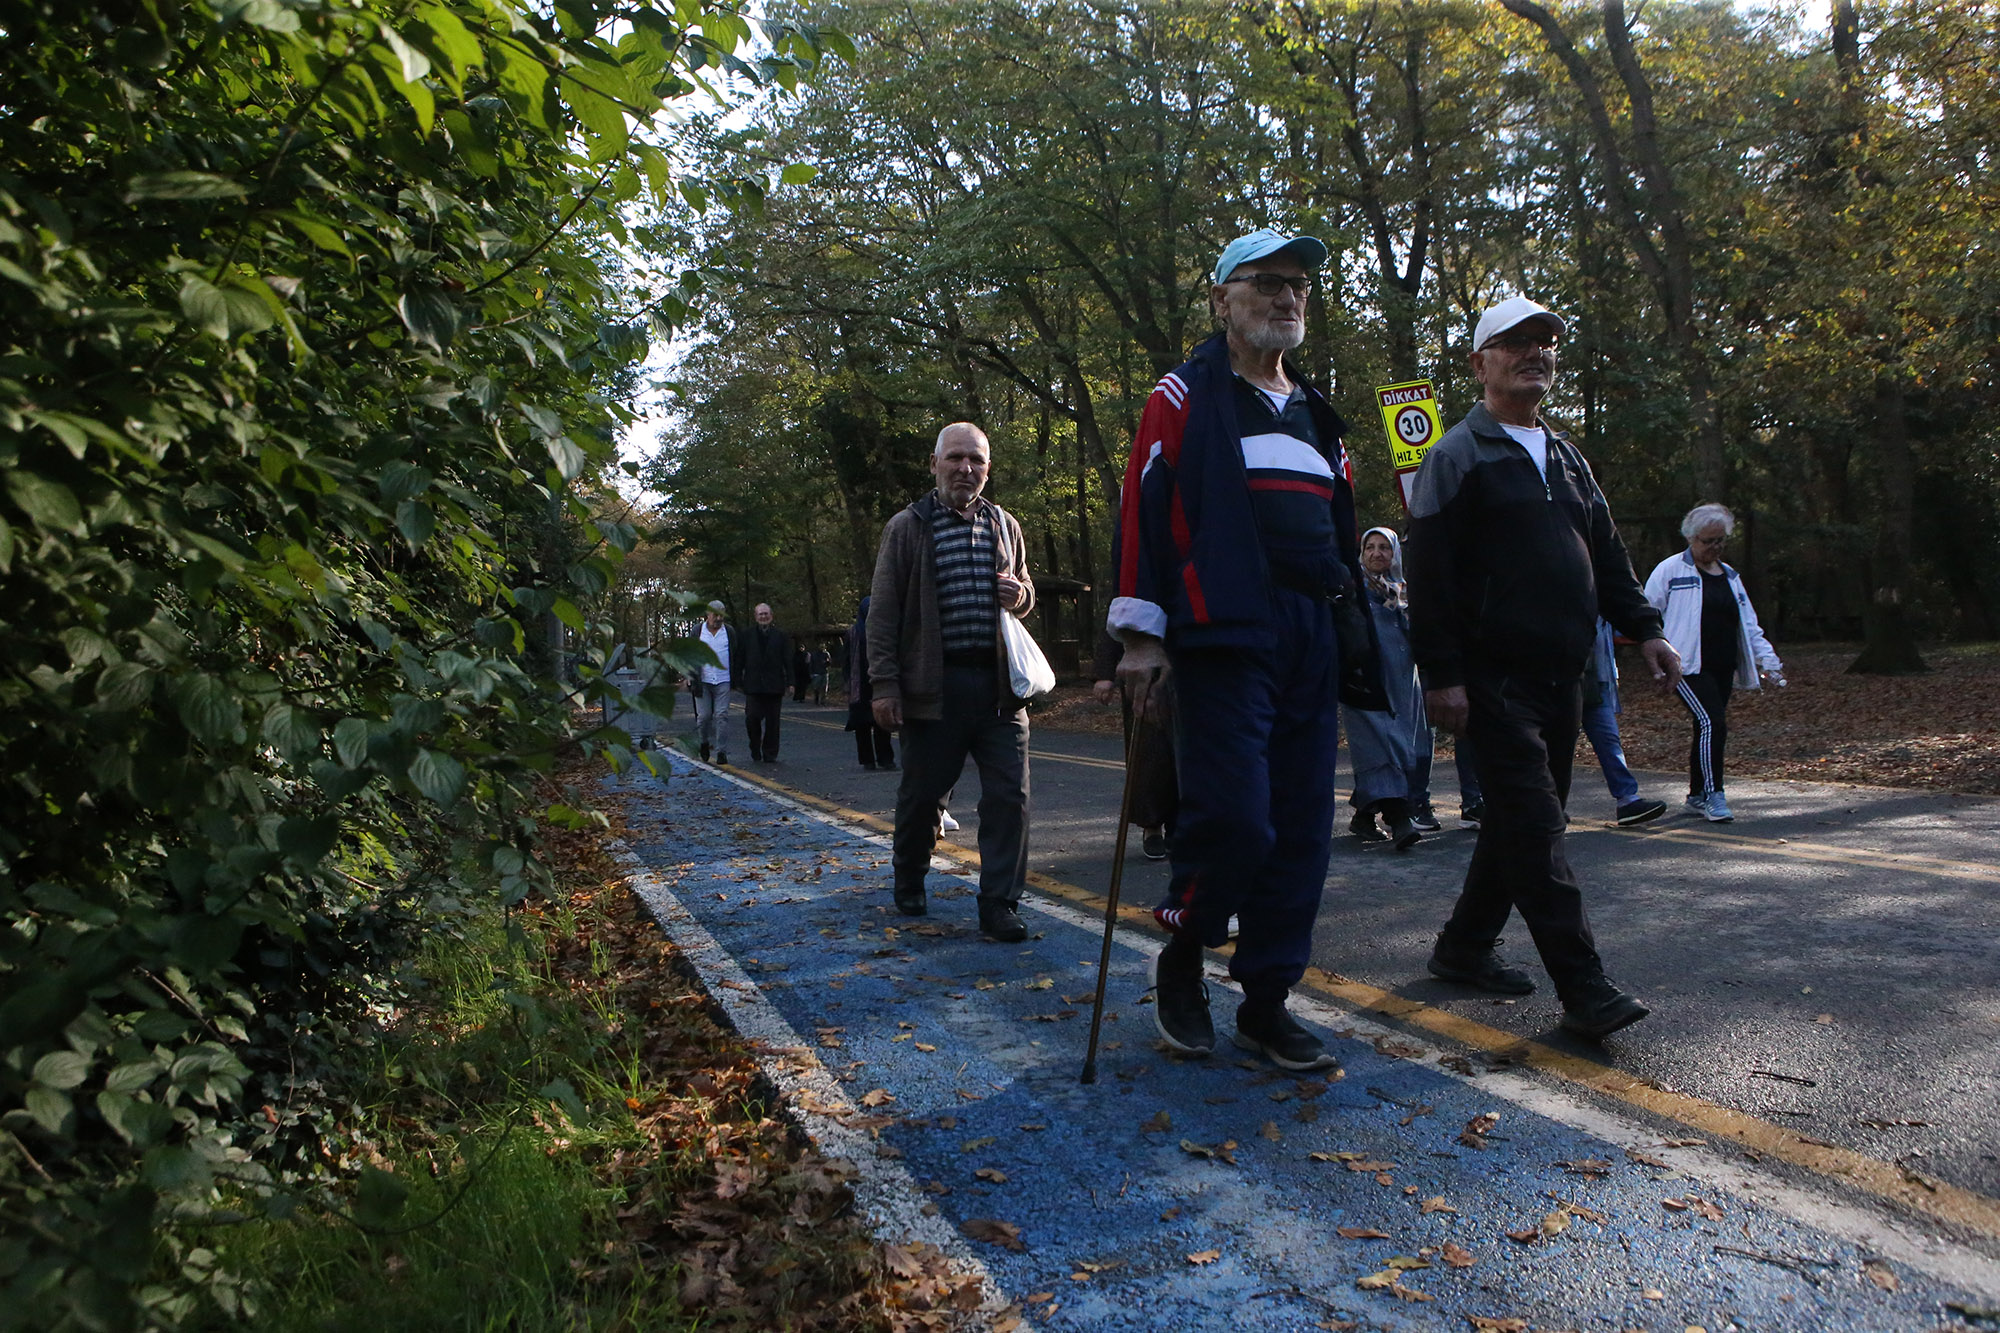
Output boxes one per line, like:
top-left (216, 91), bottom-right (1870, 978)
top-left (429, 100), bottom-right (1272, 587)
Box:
top-left (610, 756), bottom-right (1998, 1333)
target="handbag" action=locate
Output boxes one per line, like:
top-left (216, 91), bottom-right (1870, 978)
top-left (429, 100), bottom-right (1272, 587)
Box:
top-left (992, 511), bottom-right (1055, 699)
top-left (1001, 609), bottom-right (1056, 700)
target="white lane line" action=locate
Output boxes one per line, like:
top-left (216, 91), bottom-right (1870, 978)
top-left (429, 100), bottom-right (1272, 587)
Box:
top-left (614, 839), bottom-right (1035, 1331)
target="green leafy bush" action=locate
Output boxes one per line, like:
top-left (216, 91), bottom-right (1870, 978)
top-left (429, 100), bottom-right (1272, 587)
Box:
top-left (0, 0), bottom-right (835, 1326)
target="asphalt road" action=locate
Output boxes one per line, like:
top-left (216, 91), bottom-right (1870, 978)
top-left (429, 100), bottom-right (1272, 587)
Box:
top-left (686, 699), bottom-right (2000, 1223)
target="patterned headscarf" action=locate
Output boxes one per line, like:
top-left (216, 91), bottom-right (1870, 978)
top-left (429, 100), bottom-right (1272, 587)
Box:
top-left (1361, 526), bottom-right (1405, 610)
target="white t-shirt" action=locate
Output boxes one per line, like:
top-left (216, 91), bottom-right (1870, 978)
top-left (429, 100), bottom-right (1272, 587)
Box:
top-left (699, 623), bottom-right (731, 685)
top-left (1256, 384), bottom-right (1293, 415)
top-left (1500, 423), bottom-right (1548, 479)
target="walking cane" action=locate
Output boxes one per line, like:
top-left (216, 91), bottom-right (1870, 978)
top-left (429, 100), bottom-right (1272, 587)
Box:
top-left (1081, 672), bottom-right (1152, 1085)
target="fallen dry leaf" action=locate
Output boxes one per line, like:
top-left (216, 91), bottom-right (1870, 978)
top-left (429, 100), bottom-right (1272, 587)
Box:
top-left (1185, 1249), bottom-right (1221, 1266)
top-left (1259, 1121), bottom-right (1283, 1142)
top-left (1180, 1138), bottom-right (1238, 1164)
top-left (1662, 1196), bottom-right (1690, 1212)
top-left (915, 1042), bottom-right (937, 1052)
top-left (1505, 1226), bottom-right (1541, 1244)
top-left (1336, 1226), bottom-right (1391, 1239)
top-left (1459, 1112), bottom-right (1500, 1149)
top-left (1626, 1145), bottom-right (1671, 1168)
top-left (1311, 1150), bottom-right (1366, 1163)
top-left (1025, 977), bottom-right (1054, 990)
top-left (974, 1167), bottom-right (1008, 1183)
top-left (1355, 1269), bottom-right (1435, 1302)
top-left (1419, 1195), bottom-right (1458, 1215)
top-left (1467, 1317), bottom-right (1527, 1332)
top-left (1556, 1157), bottom-right (1612, 1177)
top-left (1384, 1255), bottom-right (1431, 1271)
top-left (1344, 1159), bottom-right (1397, 1173)
top-left (961, 1136), bottom-right (996, 1153)
top-left (963, 1218), bottom-right (1025, 1251)
top-left (1689, 1196), bottom-right (1725, 1221)
top-left (1373, 1036), bottom-right (1426, 1060)
top-left (1440, 1241), bottom-right (1475, 1269)
top-left (1026, 1291), bottom-right (1054, 1303)
top-left (1863, 1260), bottom-right (1899, 1292)
top-left (860, 1088), bottom-right (895, 1107)
top-left (1142, 1110), bottom-right (1172, 1134)
top-left (1540, 1210), bottom-right (1571, 1237)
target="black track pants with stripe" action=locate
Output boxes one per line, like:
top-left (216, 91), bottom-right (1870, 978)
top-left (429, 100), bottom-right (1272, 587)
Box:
top-left (1676, 669), bottom-right (1733, 798)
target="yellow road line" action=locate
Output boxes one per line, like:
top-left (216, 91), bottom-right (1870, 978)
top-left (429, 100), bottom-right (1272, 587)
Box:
top-left (1588, 821), bottom-right (2000, 885)
top-left (710, 761), bottom-right (2000, 1244)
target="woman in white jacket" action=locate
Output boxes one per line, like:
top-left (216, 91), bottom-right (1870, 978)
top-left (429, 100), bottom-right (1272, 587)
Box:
top-left (1643, 503), bottom-right (1785, 823)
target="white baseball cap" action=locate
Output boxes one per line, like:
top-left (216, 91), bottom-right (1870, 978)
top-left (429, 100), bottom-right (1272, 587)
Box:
top-left (1472, 296), bottom-right (1566, 352)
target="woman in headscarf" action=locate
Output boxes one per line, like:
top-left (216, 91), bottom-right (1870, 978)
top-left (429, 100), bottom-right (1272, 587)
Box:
top-left (1344, 527), bottom-right (1430, 850)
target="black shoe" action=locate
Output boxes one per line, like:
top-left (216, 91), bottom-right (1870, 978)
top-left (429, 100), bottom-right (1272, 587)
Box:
top-left (1560, 976), bottom-right (1650, 1039)
top-left (861, 761), bottom-right (878, 771)
top-left (880, 760), bottom-right (898, 772)
top-left (1388, 815), bottom-right (1421, 851)
top-left (1411, 806), bottom-right (1443, 833)
top-left (1141, 829), bottom-right (1169, 861)
top-left (1148, 934), bottom-right (1213, 1056)
top-left (978, 901), bottom-right (1027, 943)
top-left (1458, 802), bottom-right (1484, 829)
top-left (1232, 1003), bottom-right (1339, 1072)
top-left (749, 750), bottom-right (762, 763)
top-left (700, 744), bottom-right (711, 762)
top-left (714, 750), bottom-right (729, 765)
top-left (1427, 938), bottom-right (1537, 995)
top-left (1350, 810), bottom-right (1387, 843)
top-left (1616, 798), bottom-right (1667, 826)
top-left (893, 887), bottom-right (927, 917)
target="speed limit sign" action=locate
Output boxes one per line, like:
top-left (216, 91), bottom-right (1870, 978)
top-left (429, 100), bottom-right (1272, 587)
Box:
top-left (1375, 378), bottom-right (1443, 512)
top-left (1394, 404), bottom-right (1433, 447)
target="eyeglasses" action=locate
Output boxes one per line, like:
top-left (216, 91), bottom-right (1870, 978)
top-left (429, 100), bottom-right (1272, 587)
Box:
top-left (1220, 273), bottom-right (1313, 297)
top-left (1481, 331), bottom-right (1559, 352)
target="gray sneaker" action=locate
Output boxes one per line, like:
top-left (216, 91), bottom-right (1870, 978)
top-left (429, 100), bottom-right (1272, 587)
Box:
top-left (1684, 794), bottom-right (1708, 817)
top-left (1704, 792), bottom-right (1734, 823)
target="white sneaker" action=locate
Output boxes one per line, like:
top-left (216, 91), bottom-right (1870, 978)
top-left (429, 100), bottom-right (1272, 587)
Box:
top-left (1704, 792), bottom-right (1734, 823)
top-left (939, 810), bottom-right (960, 832)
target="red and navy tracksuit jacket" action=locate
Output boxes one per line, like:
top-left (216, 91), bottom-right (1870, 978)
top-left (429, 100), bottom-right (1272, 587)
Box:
top-left (1107, 332), bottom-right (1373, 655)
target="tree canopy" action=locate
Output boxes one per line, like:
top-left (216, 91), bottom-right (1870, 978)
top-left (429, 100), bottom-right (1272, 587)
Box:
top-left (641, 0), bottom-right (2000, 669)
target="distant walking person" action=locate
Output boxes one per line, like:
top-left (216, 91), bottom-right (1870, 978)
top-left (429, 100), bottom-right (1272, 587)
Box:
top-left (1345, 527), bottom-right (1428, 851)
top-left (868, 422), bottom-right (1037, 943)
top-left (690, 600), bottom-right (737, 764)
top-left (1406, 295), bottom-right (1681, 1040)
top-left (739, 603), bottom-right (791, 763)
top-left (808, 646), bottom-right (830, 704)
top-left (1644, 504), bottom-right (1785, 824)
top-left (1582, 619), bottom-right (1668, 826)
top-left (845, 597), bottom-right (895, 770)
top-left (792, 645), bottom-right (810, 702)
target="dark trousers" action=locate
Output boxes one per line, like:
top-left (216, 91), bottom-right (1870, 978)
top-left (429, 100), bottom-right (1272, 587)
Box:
top-left (1677, 669), bottom-right (1733, 797)
top-left (892, 666), bottom-right (1029, 904)
top-left (744, 692), bottom-right (783, 759)
top-left (853, 720), bottom-right (895, 767)
top-left (1441, 672), bottom-right (1603, 1001)
top-left (1159, 589), bottom-right (1339, 1004)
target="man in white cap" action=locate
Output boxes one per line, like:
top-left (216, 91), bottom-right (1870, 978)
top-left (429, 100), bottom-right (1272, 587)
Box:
top-left (1404, 296), bottom-right (1682, 1039)
top-left (1110, 229), bottom-right (1386, 1073)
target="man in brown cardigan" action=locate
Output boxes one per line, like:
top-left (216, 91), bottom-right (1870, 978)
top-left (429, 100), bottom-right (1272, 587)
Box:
top-left (868, 422), bottom-right (1036, 942)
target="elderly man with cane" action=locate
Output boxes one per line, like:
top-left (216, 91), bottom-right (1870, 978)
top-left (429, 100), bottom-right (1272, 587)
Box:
top-left (1105, 229), bottom-right (1383, 1073)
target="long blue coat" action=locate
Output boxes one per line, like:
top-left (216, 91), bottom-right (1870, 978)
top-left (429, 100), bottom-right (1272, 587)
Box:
top-left (1344, 584), bottom-right (1432, 811)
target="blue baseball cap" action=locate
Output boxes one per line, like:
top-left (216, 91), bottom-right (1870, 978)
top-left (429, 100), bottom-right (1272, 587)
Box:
top-left (1211, 229), bottom-right (1329, 285)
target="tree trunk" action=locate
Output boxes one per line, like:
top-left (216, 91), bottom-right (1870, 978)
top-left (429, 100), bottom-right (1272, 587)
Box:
top-left (1847, 375), bottom-right (1928, 674)
top-left (1500, 0), bottom-right (1727, 498)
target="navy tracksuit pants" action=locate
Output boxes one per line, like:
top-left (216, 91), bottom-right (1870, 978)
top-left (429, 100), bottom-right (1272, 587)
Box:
top-left (1157, 588), bottom-right (1340, 1005)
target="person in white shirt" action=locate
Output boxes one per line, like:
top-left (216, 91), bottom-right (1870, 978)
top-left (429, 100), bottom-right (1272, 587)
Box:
top-left (690, 600), bottom-right (738, 764)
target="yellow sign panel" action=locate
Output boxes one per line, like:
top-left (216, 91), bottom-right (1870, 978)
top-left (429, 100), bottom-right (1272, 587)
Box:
top-left (1376, 378), bottom-right (1442, 472)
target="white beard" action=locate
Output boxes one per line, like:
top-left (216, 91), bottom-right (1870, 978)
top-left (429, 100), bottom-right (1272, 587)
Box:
top-left (1238, 319), bottom-right (1305, 352)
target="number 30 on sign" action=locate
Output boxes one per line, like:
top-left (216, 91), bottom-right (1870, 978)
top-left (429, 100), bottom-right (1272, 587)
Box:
top-left (1376, 378), bottom-right (1442, 513)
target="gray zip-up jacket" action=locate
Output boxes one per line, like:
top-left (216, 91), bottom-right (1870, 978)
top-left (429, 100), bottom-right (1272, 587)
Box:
top-left (1405, 402), bottom-right (1662, 689)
